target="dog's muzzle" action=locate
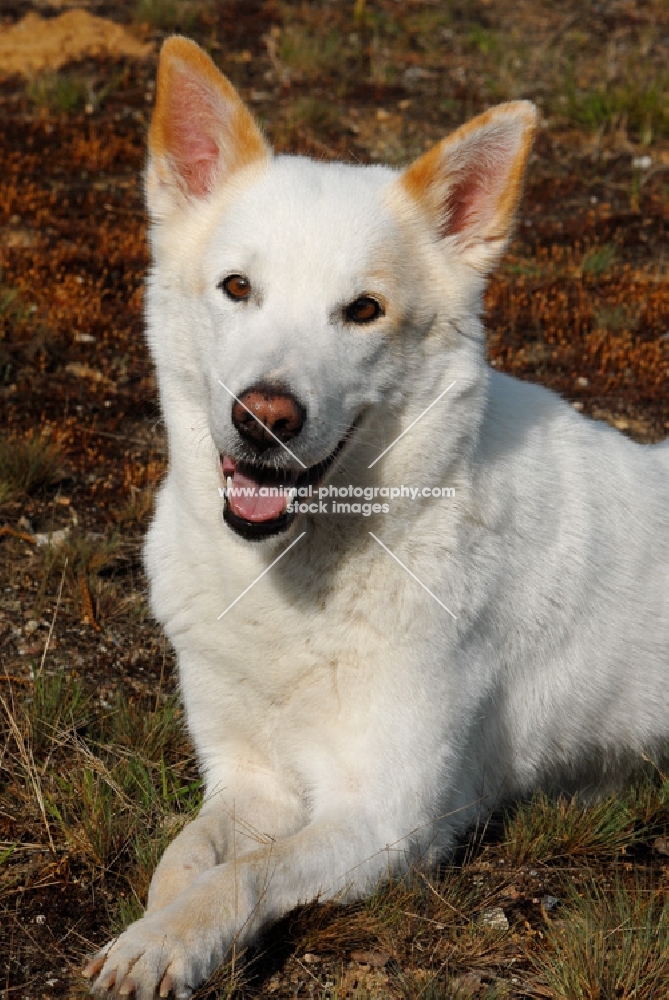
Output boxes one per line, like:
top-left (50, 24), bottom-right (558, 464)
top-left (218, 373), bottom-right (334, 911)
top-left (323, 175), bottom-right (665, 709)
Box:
top-left (221, 423), bottom-right (357, 541)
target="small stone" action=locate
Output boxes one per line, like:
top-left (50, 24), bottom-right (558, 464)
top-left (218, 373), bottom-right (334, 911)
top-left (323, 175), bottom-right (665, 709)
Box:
top-left (541, 895), bottom-right (559, 911)
top-left (65, 362), bottom-right (105, 381)
top-left (404, 66), bottom-right (433, 82)
top-left (350, 950), bottom-right (391, 967)
top-left (479, 906), bottom-right (509, 931)
top-left (34, 528), bottom-right (69, 547)
top-left (19, 643), bottom-right (43, 656)
top-left (653, 837), bottom-right (669, 856)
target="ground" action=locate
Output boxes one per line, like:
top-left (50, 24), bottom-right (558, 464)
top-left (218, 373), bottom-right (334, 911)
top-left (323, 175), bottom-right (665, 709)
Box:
top-left (0, 1), bottom-right (668, 998)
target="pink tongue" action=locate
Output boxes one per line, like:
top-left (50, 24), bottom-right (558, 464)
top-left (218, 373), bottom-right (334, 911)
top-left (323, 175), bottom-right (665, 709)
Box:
top-left (228, 467), bottom-right (288, 523)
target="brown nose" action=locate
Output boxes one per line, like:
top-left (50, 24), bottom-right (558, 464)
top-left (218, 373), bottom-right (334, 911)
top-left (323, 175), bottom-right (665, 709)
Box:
top-left (232, 386), bottom-right (306, 449)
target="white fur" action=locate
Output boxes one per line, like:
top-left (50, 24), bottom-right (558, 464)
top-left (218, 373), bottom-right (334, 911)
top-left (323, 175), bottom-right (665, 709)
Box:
top-left (88, 49), bottom-right (668, 1000)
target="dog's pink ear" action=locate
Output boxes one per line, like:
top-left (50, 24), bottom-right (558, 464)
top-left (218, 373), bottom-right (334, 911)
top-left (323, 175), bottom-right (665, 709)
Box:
top-left (147, 36), bottom-right (269, 214)
top-left (398, 102), bottom-right (536, 271)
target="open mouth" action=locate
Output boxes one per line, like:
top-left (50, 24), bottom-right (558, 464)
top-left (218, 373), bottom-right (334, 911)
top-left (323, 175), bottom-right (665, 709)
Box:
top-left (221, 425), bottom-right (356, 541)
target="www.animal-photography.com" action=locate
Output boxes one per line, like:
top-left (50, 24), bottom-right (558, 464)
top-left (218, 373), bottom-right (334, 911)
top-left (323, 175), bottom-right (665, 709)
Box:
top-left (1, 2), bottom-right (667, 999)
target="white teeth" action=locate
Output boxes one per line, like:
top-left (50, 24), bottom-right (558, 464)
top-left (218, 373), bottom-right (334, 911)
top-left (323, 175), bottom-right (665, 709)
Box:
top-left (226, 476), bottom-right (233, 495)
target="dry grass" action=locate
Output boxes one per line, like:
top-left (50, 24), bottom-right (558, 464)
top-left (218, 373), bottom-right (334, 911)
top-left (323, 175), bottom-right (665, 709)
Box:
top-left (0, 677), bottom-right (200, 979)
top-left (27, 74), bottom-right (90, 115)
top-left (0, 432), bottom-right (65, 500)
top-left (2, 665), bottom-right (667, 998)
top-left (530, 876), bottom-right (669, 999)
top-left (134, 0), bottom-right (199, 32)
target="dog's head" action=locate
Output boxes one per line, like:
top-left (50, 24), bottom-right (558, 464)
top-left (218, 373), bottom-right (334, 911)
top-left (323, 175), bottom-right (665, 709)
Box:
top-left (146, 37), bottom-right (536, 541)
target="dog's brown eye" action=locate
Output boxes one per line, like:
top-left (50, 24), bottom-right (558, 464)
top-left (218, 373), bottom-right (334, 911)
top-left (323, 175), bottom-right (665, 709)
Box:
top-left (220, 274), bottom-right (251, 301)
top-left (344, 296), bottom-right (383, 324)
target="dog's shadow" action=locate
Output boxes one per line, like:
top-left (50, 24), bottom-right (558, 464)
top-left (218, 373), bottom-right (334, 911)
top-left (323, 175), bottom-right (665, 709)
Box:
top-left (193, 815), bottom-right (512, 998)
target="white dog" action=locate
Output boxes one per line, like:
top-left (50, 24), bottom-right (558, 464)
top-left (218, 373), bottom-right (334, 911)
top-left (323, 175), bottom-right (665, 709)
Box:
top-left (85, 36), bottom-right (669, 999)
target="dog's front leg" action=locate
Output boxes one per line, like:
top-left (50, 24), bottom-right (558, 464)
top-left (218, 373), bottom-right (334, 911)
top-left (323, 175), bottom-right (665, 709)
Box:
top-left (85, 812), bottom-right (411, 999)
top-left (82, 803), bottom-right (232, 995)
top-left (143, 757), bottom-right (309, 914)
top-left (144, 803), bottom-right (231, 915)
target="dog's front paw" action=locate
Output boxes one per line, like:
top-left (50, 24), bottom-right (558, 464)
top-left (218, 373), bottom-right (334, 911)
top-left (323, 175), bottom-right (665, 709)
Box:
top-left (83, 908), bottom-right (220, 1000)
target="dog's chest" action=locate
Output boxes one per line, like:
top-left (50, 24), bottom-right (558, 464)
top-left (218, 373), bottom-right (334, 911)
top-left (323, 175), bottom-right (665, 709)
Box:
top-left (182, 605), bottom-right (445, 807)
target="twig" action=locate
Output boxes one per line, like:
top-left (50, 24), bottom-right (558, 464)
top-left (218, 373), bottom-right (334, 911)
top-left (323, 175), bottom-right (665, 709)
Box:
top-left (79, 574), bottom-right (101, 632)
top-left (38, 557), bottom-right (68, 676)
top-left (0, 526), bottom-right (36, 544)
